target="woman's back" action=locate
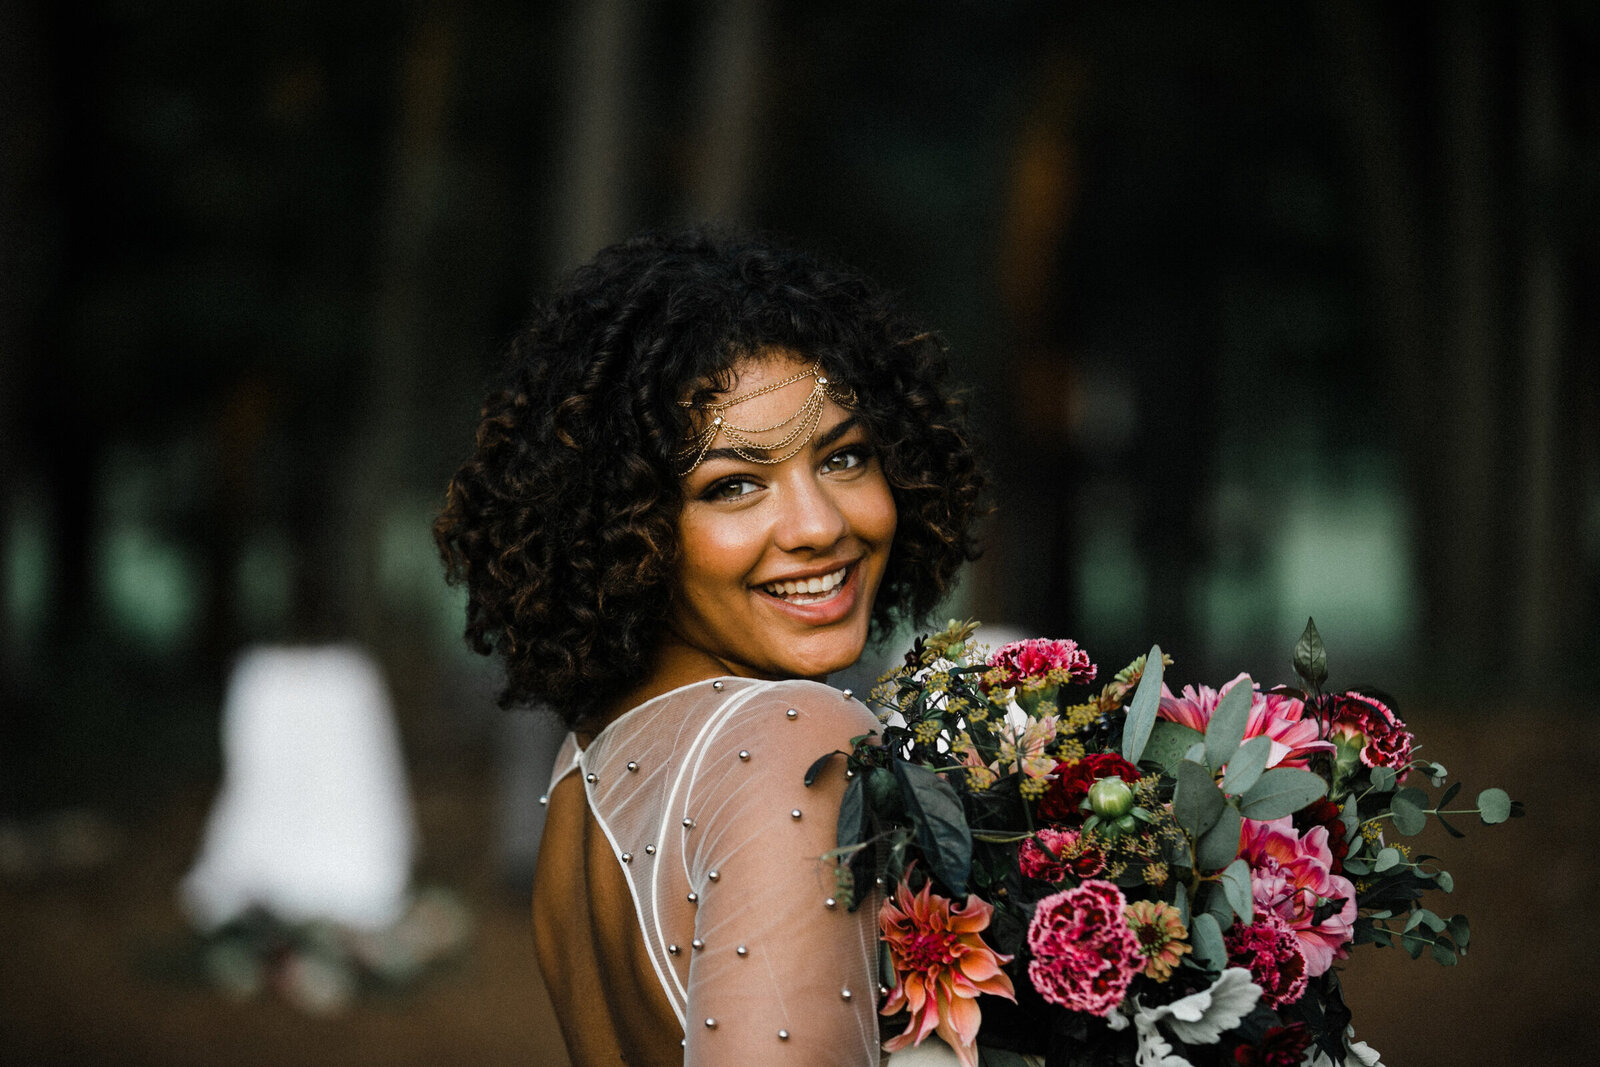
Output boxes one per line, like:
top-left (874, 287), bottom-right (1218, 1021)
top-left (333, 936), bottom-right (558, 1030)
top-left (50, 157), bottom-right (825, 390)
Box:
top-left (532, 677), bottom-right (884, 1065)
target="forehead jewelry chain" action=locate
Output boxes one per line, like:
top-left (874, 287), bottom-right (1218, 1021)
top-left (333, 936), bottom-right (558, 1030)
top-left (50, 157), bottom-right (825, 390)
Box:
top-left (675, 360), bottom-right (857, 475)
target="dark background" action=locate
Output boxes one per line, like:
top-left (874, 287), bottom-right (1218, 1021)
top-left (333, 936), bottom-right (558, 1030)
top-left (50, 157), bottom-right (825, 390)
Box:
top-left (2, 1), bottom-right (1593, 1063)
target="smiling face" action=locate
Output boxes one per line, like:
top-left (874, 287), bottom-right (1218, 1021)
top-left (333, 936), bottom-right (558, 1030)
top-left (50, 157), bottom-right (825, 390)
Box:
top-left (664, 352), bottom-right (897, 682)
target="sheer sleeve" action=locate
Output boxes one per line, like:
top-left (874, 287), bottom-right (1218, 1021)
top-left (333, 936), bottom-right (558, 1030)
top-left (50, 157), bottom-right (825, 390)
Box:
top-left (573, 677), bottom-right (884, 1065)
top-left (678, 680), bottom-right (883, 1065)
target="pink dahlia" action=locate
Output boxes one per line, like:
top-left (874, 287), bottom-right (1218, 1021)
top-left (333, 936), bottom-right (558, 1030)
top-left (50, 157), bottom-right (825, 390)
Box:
top-left (1159, 674), bottom-right (1334, 770)
top-left (987, 638), bottom-right (1097, 689)
top-left (1238, 817), bottom-right (1357, 977)
top-left (1223, 910), bottom-right (1308, 1008)
top-left (1326, 692), bottom-right (1414, 771)
top-left (879, 879), bottom-right (1016, 1067)
top-left (1025, 880), bottom-right (1142, 1017)
top-left (1019, 827), bottom-right (1105, 882)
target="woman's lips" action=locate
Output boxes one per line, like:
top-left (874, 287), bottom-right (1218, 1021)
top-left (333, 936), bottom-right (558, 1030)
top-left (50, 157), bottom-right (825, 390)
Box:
top-left (754, 563), bottom-right (861, 623)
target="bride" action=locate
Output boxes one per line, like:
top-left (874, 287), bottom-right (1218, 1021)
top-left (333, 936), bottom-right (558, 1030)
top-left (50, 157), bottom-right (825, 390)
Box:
top-left (435, 227), bottom-right (986, 1064)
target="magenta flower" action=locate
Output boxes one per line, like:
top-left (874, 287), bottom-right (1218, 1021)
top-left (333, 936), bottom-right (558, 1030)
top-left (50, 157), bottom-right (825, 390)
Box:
top-left (1224, 910), bottom-right (1309, 1008)
top-left (1325, 692), bottom-right (1415, 771)
top-left (1238, 818), bottom-right (1357, 977)
top-left (1025, 880), bottom-right (1142, 1017)
top-left (1018, 827), bottom-right (1105, 882)
top-left (879, 878), bottom-right (1016, 1067)
top-left (1159, 674), bottom-right (1334, 770)
top-left (987, 638), bottom-right (1097, 689)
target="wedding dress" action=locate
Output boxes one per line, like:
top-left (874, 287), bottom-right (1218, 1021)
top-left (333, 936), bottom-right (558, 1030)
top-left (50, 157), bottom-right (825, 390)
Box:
top-left (546, 676), bottom-right (885, 1064)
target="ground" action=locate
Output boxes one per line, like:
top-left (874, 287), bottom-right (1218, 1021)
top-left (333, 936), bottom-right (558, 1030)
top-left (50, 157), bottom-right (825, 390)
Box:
top-left (0, 708), bottom-right (1582, 1066)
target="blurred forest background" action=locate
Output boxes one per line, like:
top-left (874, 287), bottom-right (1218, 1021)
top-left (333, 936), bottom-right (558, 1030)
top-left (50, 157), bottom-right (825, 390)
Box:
top-left (1, 0), bottom-right (1595, 1064)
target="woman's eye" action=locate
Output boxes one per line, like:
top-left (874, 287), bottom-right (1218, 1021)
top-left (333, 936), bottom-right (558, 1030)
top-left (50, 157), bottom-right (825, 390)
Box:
top-left (822, 447), bottom-right (868, 473)
top-left (705, 477), bottom-right (760, 500)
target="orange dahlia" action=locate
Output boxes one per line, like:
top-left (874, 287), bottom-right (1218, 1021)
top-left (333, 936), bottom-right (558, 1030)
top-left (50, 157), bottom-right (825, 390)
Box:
top-left (879, 879), bottom-right (1016, 1067)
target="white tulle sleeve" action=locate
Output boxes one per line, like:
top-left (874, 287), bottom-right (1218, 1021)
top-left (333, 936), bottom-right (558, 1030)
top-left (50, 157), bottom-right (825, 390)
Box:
top-left (571, 677), bottom-right (884, 1065)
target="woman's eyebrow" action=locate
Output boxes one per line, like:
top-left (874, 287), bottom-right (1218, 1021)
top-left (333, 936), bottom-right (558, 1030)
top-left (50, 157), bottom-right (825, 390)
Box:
top-left (814, 414), bottom-right (862, 450)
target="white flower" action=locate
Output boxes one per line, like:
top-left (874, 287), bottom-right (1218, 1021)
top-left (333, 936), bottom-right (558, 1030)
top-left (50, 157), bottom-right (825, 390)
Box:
top-left (1303, 1027), bottom-right (1385, 1067)
top-left (1117, 968), bottom-right (1263, 1067)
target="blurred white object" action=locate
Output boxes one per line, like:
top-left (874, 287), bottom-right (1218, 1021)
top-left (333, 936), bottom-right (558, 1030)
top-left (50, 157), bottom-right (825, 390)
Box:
top-left (181, 645), bottom-right (416, 931)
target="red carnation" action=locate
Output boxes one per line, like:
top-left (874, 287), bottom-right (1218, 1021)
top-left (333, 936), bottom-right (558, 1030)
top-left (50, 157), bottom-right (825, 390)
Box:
top-left (1232, 1022), bottom-right (1313, 1066)
top-left (1326, 692), bottom-right (1415, 771)
top-left (1037, 753), bottom-right (1141, 823)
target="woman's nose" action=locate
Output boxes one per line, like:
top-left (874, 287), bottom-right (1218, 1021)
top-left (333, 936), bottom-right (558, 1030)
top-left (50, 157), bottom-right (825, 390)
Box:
top-left (773, 473), bottom-right (848, 552)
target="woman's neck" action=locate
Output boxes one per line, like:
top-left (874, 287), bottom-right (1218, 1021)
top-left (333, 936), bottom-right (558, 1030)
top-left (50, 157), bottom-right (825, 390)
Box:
top-left (576, 633), bottom-right (752, 746)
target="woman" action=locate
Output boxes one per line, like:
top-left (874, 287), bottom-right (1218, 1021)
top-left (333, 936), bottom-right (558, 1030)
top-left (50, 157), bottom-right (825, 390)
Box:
top-left (435, 227), bottom-right (985, 1064)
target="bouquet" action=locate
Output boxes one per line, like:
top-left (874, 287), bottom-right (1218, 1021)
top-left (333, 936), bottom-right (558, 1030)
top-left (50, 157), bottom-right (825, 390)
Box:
top-left (809, 619), bottom-right (1519, 1067)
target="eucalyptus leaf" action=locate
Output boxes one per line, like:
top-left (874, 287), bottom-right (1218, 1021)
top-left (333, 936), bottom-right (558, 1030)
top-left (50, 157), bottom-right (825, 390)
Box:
top-left (1447, 914), bottom-right (1470, 948)
top-left (1438, 781), bottom-right (1462, 807)
top-left (1431, 942), bottom-right (1459, 966)
top-left (1196, 803), bottom-right (1244, 871)
top-left (1293, 617), bottom-right (1329, 692)
top-left (1375, 847), bottom-right (1402, 873)
top-left (1238, 767), bottom-right (1328, 820)
top-left (836, 773), bottom-right (866, 849)
top-left (1220, 736), bottom-right (1272, 796)
top-left (1205, 878), bottom-right (1235, 929)
top-left (1368, 765), bottom-right (1397, 793)
top-left (1205, 678), bottom-right (1254, 771)
top-left (1341, 856), bottom-right (1371, 876)
top-left (890, 759), bottom-right (973, 895)
top-left (1189, 912), bottom-right (1225, 970)
top-left (1174, 760), bottom-right (1226, 838)
top-left (1390, 788), bottom-right (1427, 836)
top-left (1142, 720), bottom-right (1205, 776)
top-left (1121, 644), bottom-right (1165, 765)
top-left (1436, 870), bottom-right (1455, 893)
top-left (1220, 859), bottom-right (1253, 924)
top-left (1478, 787), bottom-right (1512, 824)
top-left (1174, 881), bottom-right (1190, 926)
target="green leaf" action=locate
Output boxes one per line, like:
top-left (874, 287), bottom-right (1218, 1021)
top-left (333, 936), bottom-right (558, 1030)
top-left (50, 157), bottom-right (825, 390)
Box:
top-left (1375, 847), bottom-right (1402, 873)
top-left (1293, 617), bottom-right (1329, 693)
top-left (1238, 767), bottom-right (1328, 820)
top-left (1220, 736), bottom-right (1272, 796)
top-left (1401, 931), bottom-right (1425, 959)
top-left (1189, 912), bottom-right (1225, 970)
top-left (1478, 787), bottom-right (1512, 824)
top-left (1205, 678), bottom-right (1254, 772)
top-left (1121, 644), bottom-right (1165, 765)
top-left (1341, 856), bottom-right (1371, 876)
top-left (890, 759), bottom-right (972, 895)
top-left (836, 773), bottom-right (865, 849)
top-left (1174, 760), bottom-right (1226, 838)
top-left (1431, 941), bottom-right (1459, 966)
top-left (805, 750), bottom-right (842, 787)
top-left (1390, 787), bottom-right (1427, 836)
top-left (1368, 766), bottom-right (1397, 793)
top-left (1196, 803), bottom-right (1244, 871)
top-left (1204, 879), bottom-right (1234, 929)
top-left (1174, 881), bottom-right (1190, 927)
top-left (1436, 870), bottom-right (1455, 893)
top-left (1220, 858), bottom-right (1253, 924)
top-left (1142, 720), bottom-right (1204, 776)
top-left (1447, 914), bottom-right (1470, 948)
top-left (1438, 780), bottom-right (1462, 807)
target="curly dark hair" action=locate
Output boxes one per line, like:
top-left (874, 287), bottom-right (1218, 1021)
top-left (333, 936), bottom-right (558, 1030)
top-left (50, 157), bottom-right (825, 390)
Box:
top-left (434, 226), bottom-right (986, 727)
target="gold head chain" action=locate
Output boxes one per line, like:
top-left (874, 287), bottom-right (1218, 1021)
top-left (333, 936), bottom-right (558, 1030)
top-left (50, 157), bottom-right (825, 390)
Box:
top-left (674, 359), bottom-right (857, 475)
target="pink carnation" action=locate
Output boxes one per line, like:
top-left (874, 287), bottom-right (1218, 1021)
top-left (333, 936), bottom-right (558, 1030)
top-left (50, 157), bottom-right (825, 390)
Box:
top-left (1326, 692), bottom-right (1414, 770)
top-left (1018, 828), bottom-right (1105, 882)
top-left (987, 638), bottom-right (1097, 689)
top-left (1224, 910), bottom-right (1309, 1008)
top-left (1159, 674), bottom-right (1334, 770)
top-left (1239, 818), bottom-right (1357, 977)
top-left (1025, 880), bottom-right (1142, 1017)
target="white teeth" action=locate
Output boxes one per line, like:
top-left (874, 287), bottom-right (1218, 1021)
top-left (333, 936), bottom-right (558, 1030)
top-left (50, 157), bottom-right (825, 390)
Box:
top-left (764, 566), bottom-right (848, 598)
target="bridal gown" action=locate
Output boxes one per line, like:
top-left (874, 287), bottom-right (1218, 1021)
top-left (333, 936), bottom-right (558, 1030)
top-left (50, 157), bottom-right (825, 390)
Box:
top-left (543, 676), bottom-right (886, 1064)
